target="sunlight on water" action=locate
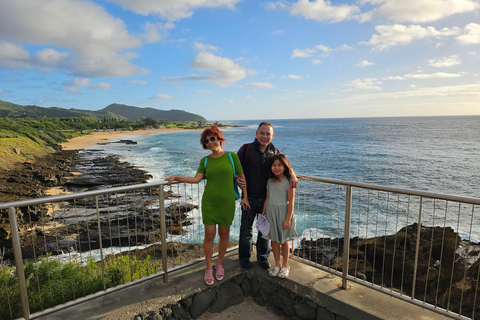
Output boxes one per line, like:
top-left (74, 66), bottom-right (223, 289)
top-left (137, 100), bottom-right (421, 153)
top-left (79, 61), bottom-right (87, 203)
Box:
top-left (85, 117), bottom-right (480, 246)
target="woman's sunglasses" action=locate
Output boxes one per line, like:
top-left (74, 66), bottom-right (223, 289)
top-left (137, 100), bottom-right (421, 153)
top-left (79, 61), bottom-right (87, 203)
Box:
top-left (204, 136), bottom-right (217, 145)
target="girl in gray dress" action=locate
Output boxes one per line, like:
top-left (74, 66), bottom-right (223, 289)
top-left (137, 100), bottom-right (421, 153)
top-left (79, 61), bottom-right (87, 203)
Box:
top-left (261, 154), bottom-right (297, 278)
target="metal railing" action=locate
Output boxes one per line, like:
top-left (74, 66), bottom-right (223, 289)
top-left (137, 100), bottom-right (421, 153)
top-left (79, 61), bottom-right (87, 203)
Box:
top-left (292, 175), bottom-right (480, 320)
top-left (0, 181), bottom-right (241, 320)
top-left (1, 176), bottom-right (480, 320)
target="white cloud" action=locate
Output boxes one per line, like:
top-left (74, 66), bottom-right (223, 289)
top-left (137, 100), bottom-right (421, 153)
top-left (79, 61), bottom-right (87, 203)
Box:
top-left (162, 52), bottom-right (247, 87)
top-left (288, 74), bottom-right (302, 79)
top-left (429, 55), bottom-right (461, 68)
top-left (0, 88), bottom-right (5, 94)
top-left (312, 59), bottom-right (322, 65)
top-left (61, 77), bottom-right (90, 93)
top-left (292, 44), bottom-right (332, 58)
top-left (343, 78), bottom-right (382, 90)
top-left (0, 41), bottom-right (30, 60)
top-left (360, 24), bottom-right (460, 50)
top-left (129, 80), bottom-right (148, 85)
top-left (142, 22), bottom-right (173, 43)
top-left (109, 0), bottom-right (239, 21)
top-left (383, 76), bottom-right (405, 80)
top-left (337, 44), bottom-right (353, 51)
top-left (245, 82), bottom-right (276, 89)
top-left (197, 90), bottom-right (213, 93)
top-left (271, 29), bottom-right (284, 36)
top-left (457, 23), bottom-right (480, 44)
top-left (366, 0), bottom-right (479, 23)
top-left (222, 98), bottom-right (234, 103)
top-left (292, 48), bottom-right (315, 58)
top-left (0, 0), bottom-right (146, 77)
top-left (245, 96), bottom-right (253, 99)
top-left (194, 42), bottom-right (218, 53)
top-left (0, 41), bottom-right (31, 68)
top-left (90, 82), bottom-right (112, 90)
top-left (265, 1), bottom-right (290, 11)
top-left (354, 60), bottom-right (375, 67)
top-left (346, 83), bottom-right (480, 102)
top-left (291, 0), bottom-right (360, 23)
top-left (404, 72), bottom-right (461, 79)
top-left (36, 49), bottom-right (68, 66)
top-left (150, 94), bottom-right (173, 99)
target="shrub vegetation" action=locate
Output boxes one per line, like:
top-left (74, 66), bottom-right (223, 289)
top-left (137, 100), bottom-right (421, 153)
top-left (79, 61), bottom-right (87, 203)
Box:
top-left (0, 255), bottom-right (159, 319)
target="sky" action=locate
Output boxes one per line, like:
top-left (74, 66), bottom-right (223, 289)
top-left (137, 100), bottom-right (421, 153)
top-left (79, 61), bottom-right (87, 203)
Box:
top-left (0, 0), bottom-right (479, 121)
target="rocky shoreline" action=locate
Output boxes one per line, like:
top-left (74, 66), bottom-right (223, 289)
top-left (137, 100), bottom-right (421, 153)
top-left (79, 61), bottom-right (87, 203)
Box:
top-left (294, 223), bottom-right (480, 318)
top-left (1, 142), bottom-right (479, 318)
top-left (0, 141), bottom-right (195, 263)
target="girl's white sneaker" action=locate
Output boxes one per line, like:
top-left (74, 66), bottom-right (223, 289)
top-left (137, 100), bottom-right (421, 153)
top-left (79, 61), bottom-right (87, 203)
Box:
top-left (269, 266), bottom-right (281, 277)
top-left (278, 266), bottom-right (290, 278)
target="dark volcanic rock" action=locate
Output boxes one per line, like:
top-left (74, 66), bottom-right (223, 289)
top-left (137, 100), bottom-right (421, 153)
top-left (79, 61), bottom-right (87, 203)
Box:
top-left (65, 149), bottom-right (151, 191)
top-left (0, 148), bottom-right (155, 261)
top-left (295, 223), bottom-right (480, 319)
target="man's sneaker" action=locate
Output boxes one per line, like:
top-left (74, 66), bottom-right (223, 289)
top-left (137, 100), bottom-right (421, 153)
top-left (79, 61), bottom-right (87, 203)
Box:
top-left (241, 259), bottom-right (252, 268)
top-left (259, 260), bottom-right (270, 270)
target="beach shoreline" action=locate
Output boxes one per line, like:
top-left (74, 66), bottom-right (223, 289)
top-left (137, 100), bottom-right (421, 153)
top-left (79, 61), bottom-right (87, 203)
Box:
top-left (60, 127), bottom-right (201, 150)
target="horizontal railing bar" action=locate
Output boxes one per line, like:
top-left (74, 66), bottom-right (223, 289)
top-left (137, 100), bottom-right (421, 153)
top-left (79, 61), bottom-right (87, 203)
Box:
top-left (3, 174), bottom-right (479, 209)
top-left (298, 175), bottom-right (480, 205)
top-left (0, 181), bottom-right (178, 209)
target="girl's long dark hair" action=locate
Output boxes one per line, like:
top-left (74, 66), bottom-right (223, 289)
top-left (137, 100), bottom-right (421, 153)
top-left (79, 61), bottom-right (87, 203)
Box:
top-left (268, 154), bottom-right (293, 181)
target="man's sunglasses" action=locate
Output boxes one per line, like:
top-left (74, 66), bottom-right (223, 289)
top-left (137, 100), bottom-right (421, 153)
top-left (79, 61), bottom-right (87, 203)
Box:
top-left (204, 136), bottom-right (217, 145)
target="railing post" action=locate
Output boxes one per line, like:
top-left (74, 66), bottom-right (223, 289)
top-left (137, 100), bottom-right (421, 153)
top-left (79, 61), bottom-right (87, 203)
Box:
top-left (95, 196), bottom-right (106, 290)
top-left (159, 186), bottom-right (168, 283)
top-left (411, 196), bottom-right (423, 299)
top-left (342, 185), bottom-right (352, 289)
top-left (8, 207), bottom-right (30, 320)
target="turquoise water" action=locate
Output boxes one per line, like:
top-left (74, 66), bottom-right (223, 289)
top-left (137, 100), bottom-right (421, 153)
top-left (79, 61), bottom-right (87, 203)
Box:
top-left (85, 116), bottom-right (480, 243)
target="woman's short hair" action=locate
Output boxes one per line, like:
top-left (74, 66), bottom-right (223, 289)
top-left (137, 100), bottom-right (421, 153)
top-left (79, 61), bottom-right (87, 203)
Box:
top-left (200, 126), bottom-right (225, 149)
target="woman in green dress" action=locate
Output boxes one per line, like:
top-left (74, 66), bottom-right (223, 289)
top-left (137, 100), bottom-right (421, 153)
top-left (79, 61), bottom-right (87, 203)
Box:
top-left (165, 126), bottom-right (249, 285)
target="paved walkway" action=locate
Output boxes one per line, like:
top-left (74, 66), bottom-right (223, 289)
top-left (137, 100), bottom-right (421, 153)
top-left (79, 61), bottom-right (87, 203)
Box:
top-left (36, 248), bottom-right (451, 320)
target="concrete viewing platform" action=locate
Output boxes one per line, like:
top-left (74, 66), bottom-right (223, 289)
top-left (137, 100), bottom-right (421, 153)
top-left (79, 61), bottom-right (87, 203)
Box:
top-left (37, 249), bottom-right (452, 320)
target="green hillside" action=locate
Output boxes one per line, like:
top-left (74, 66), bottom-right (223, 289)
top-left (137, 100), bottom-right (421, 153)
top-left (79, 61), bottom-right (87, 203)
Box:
top-left (0, 100), bottom-right (126, 120)
top-left (102, 103), bottom-right (207, 122)
top-left (0, 100), bottom-right (207, 122)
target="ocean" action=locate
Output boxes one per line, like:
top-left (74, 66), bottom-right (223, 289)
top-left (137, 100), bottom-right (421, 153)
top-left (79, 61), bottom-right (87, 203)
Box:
top-left (83, 116), bottom-right (480, 247)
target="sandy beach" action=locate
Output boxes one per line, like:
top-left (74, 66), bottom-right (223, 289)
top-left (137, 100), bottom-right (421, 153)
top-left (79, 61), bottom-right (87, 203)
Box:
top-left (61, 127), bottom-right (199, 150)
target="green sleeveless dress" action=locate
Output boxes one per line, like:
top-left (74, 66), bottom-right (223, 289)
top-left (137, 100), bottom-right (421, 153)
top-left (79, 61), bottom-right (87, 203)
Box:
top-left (197, 152), bottom-right (243, 227)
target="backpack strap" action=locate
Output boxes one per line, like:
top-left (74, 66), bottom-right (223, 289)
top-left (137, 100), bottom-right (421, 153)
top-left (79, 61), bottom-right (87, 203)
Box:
top-left (241, 143), bottom-right (251, 165)
top-left (203, 155), bottom-right (210, 175)
top-left (227, 152), bottom-right (236, 177)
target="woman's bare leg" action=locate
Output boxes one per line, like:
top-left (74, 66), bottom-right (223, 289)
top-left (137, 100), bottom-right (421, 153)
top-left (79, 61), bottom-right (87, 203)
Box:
top-left (217, 225), bottom-right (230, 266)
top-left (204, 225), bottom-right (216, 270)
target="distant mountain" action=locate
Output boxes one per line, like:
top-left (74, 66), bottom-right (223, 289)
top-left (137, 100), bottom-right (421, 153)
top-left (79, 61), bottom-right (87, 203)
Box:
top-left (101, 103), bottom-right (207, 122)
top-left (0, 100), bottom-right (126, 120)
top-left (0, 100), bottom-right (207, 122)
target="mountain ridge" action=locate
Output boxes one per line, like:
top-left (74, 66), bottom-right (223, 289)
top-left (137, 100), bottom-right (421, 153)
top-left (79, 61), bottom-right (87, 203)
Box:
top-left (101, 103), bottom-right (207, 122)
top-left (0, 100), bottom-right (207, 122)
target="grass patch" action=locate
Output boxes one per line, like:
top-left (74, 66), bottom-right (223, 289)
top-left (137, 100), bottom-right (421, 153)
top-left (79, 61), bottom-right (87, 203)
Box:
top-left (0, 137), bottom-right (51, 170)
top-left (0, 255), bottom-right (160, 319)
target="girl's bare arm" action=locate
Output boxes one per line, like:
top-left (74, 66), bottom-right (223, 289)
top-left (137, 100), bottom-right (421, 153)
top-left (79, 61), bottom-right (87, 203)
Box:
top-left (283, 187), bottom-right (296, 229)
